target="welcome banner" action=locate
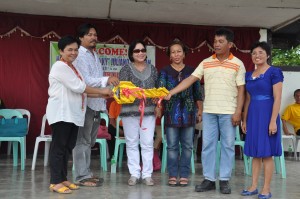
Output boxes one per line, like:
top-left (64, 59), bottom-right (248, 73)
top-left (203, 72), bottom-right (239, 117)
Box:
top-left (50, 42), bottom-right (156, 77)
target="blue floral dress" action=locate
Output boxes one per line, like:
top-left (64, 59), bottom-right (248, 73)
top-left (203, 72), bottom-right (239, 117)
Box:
top-left (157, 65), bottom-right (202, 127)
top-left (244, 66), bottom-right (284, 157)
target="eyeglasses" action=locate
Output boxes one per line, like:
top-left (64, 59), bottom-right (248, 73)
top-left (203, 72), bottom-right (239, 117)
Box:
top-left (133, 48), bottom-right (147, 53)
top-left (177, 71), bottom-right (183, 82)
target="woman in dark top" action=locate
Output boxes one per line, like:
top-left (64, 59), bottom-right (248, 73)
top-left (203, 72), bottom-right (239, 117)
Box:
top-left (157, 40), bottom-right (202, 186)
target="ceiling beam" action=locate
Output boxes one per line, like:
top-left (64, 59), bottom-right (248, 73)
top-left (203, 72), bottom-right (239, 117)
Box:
top-left (271, 14), bottom-right (300, 32)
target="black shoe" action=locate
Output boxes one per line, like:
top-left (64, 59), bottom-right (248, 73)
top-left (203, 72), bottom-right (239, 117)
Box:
top-left (219, 180), bottom-right (231, 194)
top-left (195, 179), bottom-right (216, 192)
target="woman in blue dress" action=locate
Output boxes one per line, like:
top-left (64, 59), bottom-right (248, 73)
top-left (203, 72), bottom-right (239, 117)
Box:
top-left (241, 41), bottom-right (283, 199)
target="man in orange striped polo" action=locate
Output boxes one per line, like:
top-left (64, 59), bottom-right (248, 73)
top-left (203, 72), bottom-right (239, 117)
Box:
top-left (165, 28), bottom-right (245, 194)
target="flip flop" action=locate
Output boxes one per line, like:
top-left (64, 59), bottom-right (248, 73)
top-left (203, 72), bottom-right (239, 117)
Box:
top-left (78, 178), bottom-right (103, 187)
top-left (168, 177), bottom-right (177, 187)
top-left (179, 178), bottom-right (189, 187)
top-left (91, 176), bottom-right (104, 183)
top-left (62, 181), bottom-right (80, 190)
top-left (49, 184), bottom-right (72, 194)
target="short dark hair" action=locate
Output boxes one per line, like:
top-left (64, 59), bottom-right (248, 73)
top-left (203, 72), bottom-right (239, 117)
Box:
top-left (76, 23), bottom-right (98, 39)
top-left (294, 89), bottom-right (300, 97)
top-left (58, 36), bottom-right (80, 51)
top-left (166, 39), bottom-right (188, 57)
top-left (250, 41), bottom-right (271, 57)
top-left (128, 40), bottom-right (147, 62)
top-left (215, 27), bottom-right (234, 42)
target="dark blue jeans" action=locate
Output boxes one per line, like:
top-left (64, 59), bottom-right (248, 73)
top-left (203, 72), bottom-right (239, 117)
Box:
top-left (166, 126), bottom-right (194, 178)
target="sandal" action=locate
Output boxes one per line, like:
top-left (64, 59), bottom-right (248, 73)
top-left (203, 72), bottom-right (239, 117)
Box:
top-left (91, 176), bottom-right (104, 183)
top-left (168, 177), bottom-right (177, 187)
top-left (128, 176), bottom-right (139, 186)
top-left (179, 178), bottom-right (189, 187)
top-left (62, 181), bottom-right (80, 190)
top-left (78, 178), bottom-right (103, 187)
top-left (49, 184), bottom-right (72, 194)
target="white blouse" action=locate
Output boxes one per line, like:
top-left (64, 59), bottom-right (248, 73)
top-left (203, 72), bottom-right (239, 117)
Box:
top-left (46, 61), bottom-right (87, 126)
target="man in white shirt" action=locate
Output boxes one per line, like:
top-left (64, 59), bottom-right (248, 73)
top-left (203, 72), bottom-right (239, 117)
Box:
top-left (73, 23), bottom-right (119, 187)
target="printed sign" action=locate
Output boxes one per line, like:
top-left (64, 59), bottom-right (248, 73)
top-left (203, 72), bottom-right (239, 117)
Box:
top-left (50, 42), bottom-right (156, 77)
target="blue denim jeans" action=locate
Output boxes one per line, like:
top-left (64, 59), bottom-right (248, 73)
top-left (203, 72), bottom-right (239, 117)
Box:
top-left (202, 113), bottom-right (235, 181)
top-left (166, 126), bottom-right (194, 178)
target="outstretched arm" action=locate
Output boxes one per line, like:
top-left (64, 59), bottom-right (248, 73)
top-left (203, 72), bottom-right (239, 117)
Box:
top-left (165, 75), bottom-right (199, 100)
top-left (85, 86), bottom-right (113, 98)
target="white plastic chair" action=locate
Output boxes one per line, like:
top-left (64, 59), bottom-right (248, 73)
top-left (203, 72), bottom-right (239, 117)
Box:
top-left (31, 114), bottom-right (52, 170)
top-left (282, 134), bottom-right (297, 160)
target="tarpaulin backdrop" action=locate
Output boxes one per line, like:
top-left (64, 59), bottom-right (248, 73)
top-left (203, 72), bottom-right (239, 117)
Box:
top-left (0, 12), bottom-right (260, 153)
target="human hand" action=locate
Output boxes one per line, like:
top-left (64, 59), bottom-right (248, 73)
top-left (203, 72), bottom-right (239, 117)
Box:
top-left (152, 98), bottom-right (159, 104)
top-left (284, 131), bottom-right (294, 136)
top-left (108, 76), bottom-right (119, 86)
top-left (241, 121), bottom-right (246, 134)
top-left (231, 112), bottom-right (241, 126)
top-left (269, 121), bottom-right (277, 136)
top-left (197, 109), bottom-right (202, 123)
top-left (100, 88), bottom-right (114, 98)
top-left (164, 93), bottom-right (172, 100)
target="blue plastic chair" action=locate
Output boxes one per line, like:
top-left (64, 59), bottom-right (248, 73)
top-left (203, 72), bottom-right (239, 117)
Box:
top-left (111, 116), bottom-right (126, 173)
top-left (160, 116), bottom-right (195, 174)
top-left (0, 109), bottom-right (26, 170)
top-left (95, 112), bottom-right (109, 171)
top-left (216, 126), bottom-right (250, 175)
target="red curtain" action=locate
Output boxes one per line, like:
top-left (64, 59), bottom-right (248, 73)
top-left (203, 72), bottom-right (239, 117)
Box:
top-left (0, 12), bottom-right (260, 153)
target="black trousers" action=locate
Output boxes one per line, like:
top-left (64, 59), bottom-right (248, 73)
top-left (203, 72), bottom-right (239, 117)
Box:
top-left (49, 121), bottom-right (78, 184)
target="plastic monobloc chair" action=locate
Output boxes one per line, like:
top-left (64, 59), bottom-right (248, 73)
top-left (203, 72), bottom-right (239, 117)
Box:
top-left (95, 112), bottom-right (109, 171)
top-left (0, 109), bottom-right (26, 170)
top-left (111, 116), bottom-right (126, 173)
top-left (31, 114), bottom-right (52, 170)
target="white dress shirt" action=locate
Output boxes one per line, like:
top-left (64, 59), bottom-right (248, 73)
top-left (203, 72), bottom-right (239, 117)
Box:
top-left (46, 61), bottom-right (87, 126)
top-left (73, 46), bottom-right (109, 111)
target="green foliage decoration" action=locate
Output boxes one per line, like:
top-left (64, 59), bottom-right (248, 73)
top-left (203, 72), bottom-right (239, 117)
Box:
top-left (272, 45), bottom-right (300, 66)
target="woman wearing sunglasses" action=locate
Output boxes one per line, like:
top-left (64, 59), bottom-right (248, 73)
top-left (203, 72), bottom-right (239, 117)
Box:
top-left (118, 40), bottom-right (158, 186)
top-left (157, 39), bottom-right (202, 187)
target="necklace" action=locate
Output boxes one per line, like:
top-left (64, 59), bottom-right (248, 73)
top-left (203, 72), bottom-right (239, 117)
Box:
top-left (60, 58), bottom-right (85, 111)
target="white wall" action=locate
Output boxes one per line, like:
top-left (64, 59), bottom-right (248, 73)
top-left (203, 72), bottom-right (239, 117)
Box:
top-left (281, 71), bottom-right (300, 152)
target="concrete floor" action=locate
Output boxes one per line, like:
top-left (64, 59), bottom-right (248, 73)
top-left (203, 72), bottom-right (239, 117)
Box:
top-left (0, 154), bottom-right (299, 199)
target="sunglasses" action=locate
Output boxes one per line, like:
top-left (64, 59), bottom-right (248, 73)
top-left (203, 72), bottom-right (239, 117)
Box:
top-left (133, 48), bottom-right (147, 53)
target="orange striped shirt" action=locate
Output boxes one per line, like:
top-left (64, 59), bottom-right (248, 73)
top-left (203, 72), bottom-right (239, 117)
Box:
top-left (192, 53), bottom-right (245, 114)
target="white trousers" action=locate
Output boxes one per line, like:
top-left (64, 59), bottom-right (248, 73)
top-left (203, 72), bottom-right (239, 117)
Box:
top-left (122, 115), bottom-right (155, 179)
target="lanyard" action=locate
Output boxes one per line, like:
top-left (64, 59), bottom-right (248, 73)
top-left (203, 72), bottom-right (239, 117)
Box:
top-left (60, 58), bottom-right (85, 111)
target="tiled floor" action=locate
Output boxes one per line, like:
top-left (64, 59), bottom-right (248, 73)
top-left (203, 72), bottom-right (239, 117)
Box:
top-left (0, 154), bottom-right (299, 199)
